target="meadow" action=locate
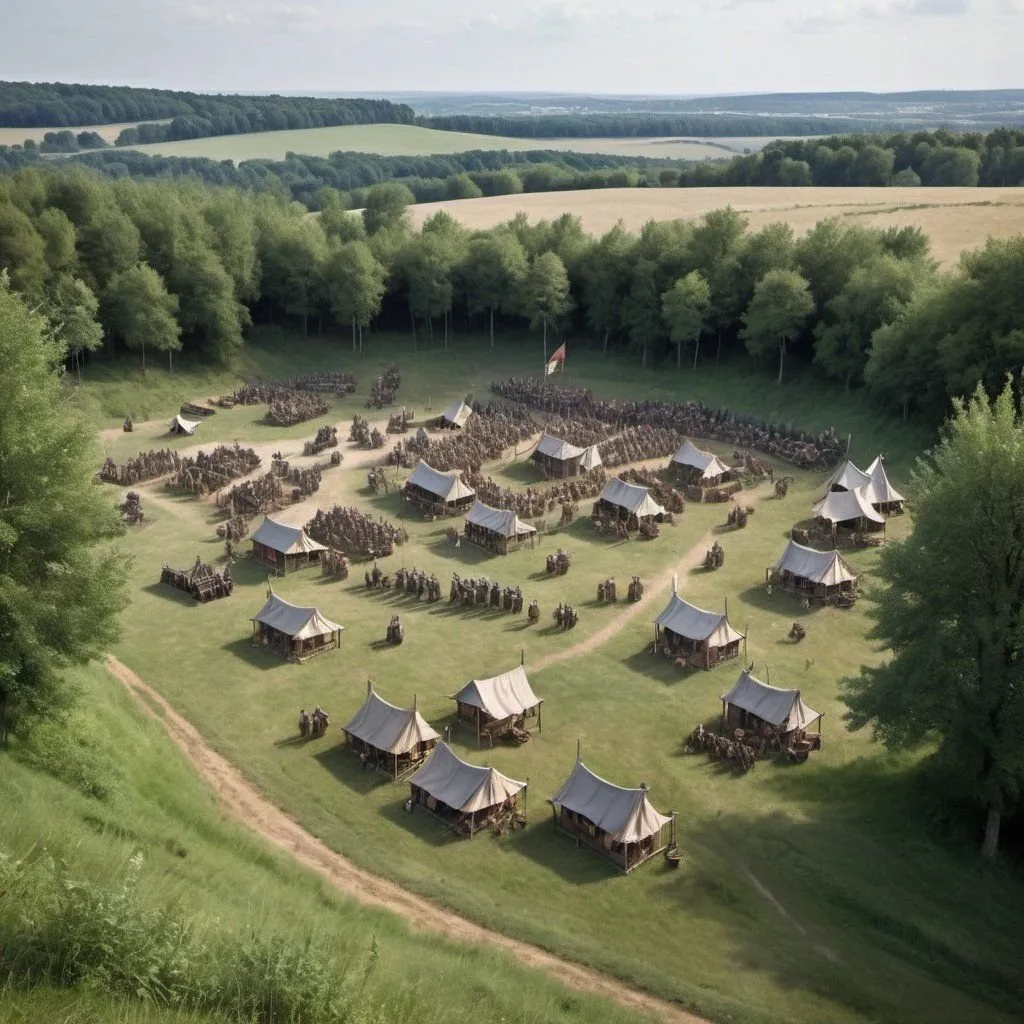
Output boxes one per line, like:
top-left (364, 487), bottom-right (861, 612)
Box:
top-left (74, 328), bottom-right (1024, 1024)
top-left (120, 123), bottom-right (782, 162)
top-left (408, 186), bottom-right (1024, 267)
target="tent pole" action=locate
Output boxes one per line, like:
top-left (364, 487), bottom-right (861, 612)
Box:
top-left (476, 706), bottom-right (481, 749)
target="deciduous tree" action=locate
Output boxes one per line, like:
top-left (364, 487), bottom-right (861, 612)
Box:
top-left (662, 270), bottom-right (711, 370)
top-left (741, 269), bottom-right (813, 385)
top-left (104, 262), bottom-right (180, 373)
top-left (523, 251), bottom-right (572, 355)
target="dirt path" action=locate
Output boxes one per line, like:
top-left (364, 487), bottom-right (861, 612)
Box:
top-left (107, 655), bottom-right (706, 1024)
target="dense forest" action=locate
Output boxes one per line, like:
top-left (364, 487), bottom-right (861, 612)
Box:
top-left (0, 163), bottom-right (1019, 423)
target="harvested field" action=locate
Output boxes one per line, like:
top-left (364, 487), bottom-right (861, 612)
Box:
top-left (0, 119), bottom-right (172, 147)
top-left (409, 187), bottom-right (1024, 267)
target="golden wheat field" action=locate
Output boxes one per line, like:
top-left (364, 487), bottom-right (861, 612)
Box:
top-left (0, 120), bottom-right (172, 146)
top-left (410, 187), bottom-right (1024, 266)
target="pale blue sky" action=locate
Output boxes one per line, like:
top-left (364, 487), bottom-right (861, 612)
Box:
top-left (0, 0), bottom-right (1018, 95)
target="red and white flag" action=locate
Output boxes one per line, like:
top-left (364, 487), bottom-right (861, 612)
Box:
top-left (545, 343), bottom-right (566, 376)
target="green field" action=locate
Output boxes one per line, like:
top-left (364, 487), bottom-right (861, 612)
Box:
top-left (121, 123), bottom-right (782, 162)
top-left (68, 327), bottom-right (1024, 1024)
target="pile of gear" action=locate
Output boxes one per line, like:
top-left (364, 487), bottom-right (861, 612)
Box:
top-left (299, 705), bottom-right (332, 739)
top-left (546, 549), bottom-right (571, 575)
top-left (349, 414), bottom-right (385, 449)
top-left (305, 505), bottom-right (403, 561)
top-left (703, 540), bottom-right (725, 570)
top-left (167, 444), bottom-right (261, 497)
top-left (99, 449), bottom-right (180, 486)
top-left (367, 363), bottom-right (401, 408)
top-left (119, 490), bottom-right (144, 525)
top-left (303, 424), bottom-right (339, 457)
top-left (160, 556), bottom-right (233, 602)
top-left (684, 723), bottom-right (757, 774)
top-left (215, 515), bottom-right (249, 542)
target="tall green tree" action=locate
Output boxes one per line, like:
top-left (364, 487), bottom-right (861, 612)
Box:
top-left (578, 221), bottom-right (635, 353)
top-left (842, 381), bottom-right (1024, 859)
top-left (461, 231), bottom-right (528, 348)
top-left (0, 275), bottom-right (128, 747)
top-left (50, 275), bottom-right (103, 381)
top-left (741, 269), bottom-right (813, 385)
top-left (324, 240), bottom-right (386, 352)
top-left (362, 182), bottom-right (415, 235)
top-left (662, 271), bottom-right (711, 370)
top-left (104, 263), bottom-right (181, 373)
top-left (621, 258), bottom-right (661, 370)
top-left (523, 251), bottom-right (573, 355)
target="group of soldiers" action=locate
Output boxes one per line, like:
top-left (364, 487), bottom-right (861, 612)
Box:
top-left (272, 459), bottom-right (323, 500)
top-left (449, 573), bottom-right (525, 613)
top-left (490, 377), bottom-right (845, 470)
top-left (387, 402), bottom-right (536, 475)
top-left (469, 469), bottom-right (607, 523)
top-left (385, 615), bottom-right (405, 644)
top-left (386, 408), bottom-right (414, 434)
top-left (598, 426), bottom-right (684, 469)
top-left (215, 514), bottom-right (249, 543)
top-left (703, 540), bottom-right (725, 570)
top-left (170, 444), bottom-right (262, 497)
top-left (298, 705), bottom-right (331, 739)
top-left (267, 391), bottom-right (329, 427)
top-left (394, 566), bottom-right (443, 601)
top-left (349, 414), bottom-right (385, 449)
top-left (552, 602), bottom-right (579, 630)
top-left (684, 723), bottom-right (758, 774)
top-left (305, 505), bottom-right (403, 561)
top-left (119, 491), bottom-right (144, 525)
top-left (725, 503), bottom-right (755, 529)
top-left (366, 363), bottom-right (401, 409)
top-left (546, 550), bottom-right (571, 575)
top-left (100, 448), bottom-right (180, 486)
top-left (617, 466), bottom-right (687, 514)
top-left (219, 471), bottom-right (283, 517)
top-left (160, 556), bottom-right (233, 602)
top-left (303, 424), bottom-right (338, 457)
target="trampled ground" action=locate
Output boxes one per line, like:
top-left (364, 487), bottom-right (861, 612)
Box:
top-left (409, 186), bottom-right (1024, 267)
top-left (84, 331), bottom-right (1024, 1024)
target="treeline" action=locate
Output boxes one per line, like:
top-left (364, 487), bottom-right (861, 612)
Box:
top-left (694, 129), bottom-right (1024, 188)
top-left (420, 113), bottom-right (879, 138)
top-left (0, 164), bottom-right (1020, 424)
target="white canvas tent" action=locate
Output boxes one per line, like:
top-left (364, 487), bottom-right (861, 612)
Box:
top-left (580, 445), bottom-right (603, 472)
top-left (169, 414), bottom-right (199, 436)
top-left (864, 456), bottom-right (906, 511)
top-left (653, 593), bottom-right (744, 668)
top-left (342, 685), bottom-right (439, 778)
top-left (250, 593), bottom-right (343, 660)
top-left (827, 459), bottom-right (872, 492)
top-left (671, 439), bottom-right (731, 483)
top-left (550, 758), bottom-right (673, 873)
top-left (531, 434), bottom-right (602, 477)
top-left (770, 539), bottom-right (858, 604)
top-left (408, 742), bottom-right (526, 835)
top-left (721, 669), bottom-right (821, 735)
top-left (534, 434), bottom-right (585, 461)
top-left (451, 664), bottom-right (543, 745)
top-left (441, 399), bottom-right (473, 429)
top-left (402, 460), bottom-right (476, 512)
top-left (596, 478), bottom-right (667, 520)
top-left (813, 486), bottom-right (885, 530)
top-left (463, 500), bottom-right (537, 553)
top-left (250, 515), bottom-right (327, 575)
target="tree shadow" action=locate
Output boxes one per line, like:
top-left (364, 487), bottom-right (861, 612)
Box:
top-left (620, 647), bottom-right (709, 684)
top-left (737, 583), bottom-right (828, 618)
top-left (141, 582), bottom-right (200, 606)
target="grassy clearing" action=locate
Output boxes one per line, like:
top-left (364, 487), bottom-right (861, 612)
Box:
top-left (0, 660), bottom-right (650, 1024)
top-left (408, 187), bottom-right (1024, 268)
top-left (119, 123), bottom-right (783, 162)
top-left (82, 329), bottom-right (1024, 1024)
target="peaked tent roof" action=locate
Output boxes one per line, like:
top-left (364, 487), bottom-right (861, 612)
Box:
top-left (827, 459), bottom-right (872, 492)
top-left (465, 500), bottom-right (537, 539)
top-left (813, 486), bottom-right (885, 526)
top-left (170, 414), bottom-right (199, 435)
top-left (251, 515), bottom-right (328, 556)
top-left (774, 539), bottom-right (858, 586)
top-left (865, 456), bottom-right (906, 505)
top-left (654, 593), bottom-right (744, 646)
top-left (598, 478), bottom-right (667, 518)
top-left (441, 399), bottom-right (473, 428)
top-left (534, 433), bottom-right (586, 461)
top-left (409, 742), bottom-right (526, 812)
top-left (451, 665), bottom-right (543, 720)
top-left (550, 761), bottom-right (671, 844)
top-left (342, 689), bottom-right (440, 755)
top-left (581, 445), bottom-right (603, 471)
top-left (250, 593), bottom-right (343, 640)
top-left (671, 439), bottom-right (731, 479)
top-left (721, 670), bottom-right (821, 731)
top-left (404, 460), bottom-right (476, 503)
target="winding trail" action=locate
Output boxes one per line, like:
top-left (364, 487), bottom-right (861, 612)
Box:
top-left (106, 654), bottom-right (707, 1024)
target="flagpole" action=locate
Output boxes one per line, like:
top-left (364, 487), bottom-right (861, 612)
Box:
top-left (543, 332), bottom-right (547, 377)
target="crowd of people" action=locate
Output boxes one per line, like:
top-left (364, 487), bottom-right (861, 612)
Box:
top-left (99, 448), bottom-right (180, 486)
top-left (468, 468), bottom-right (607, 523)
top-left (303, 424), bottom-right (338, 457)
top-left (367, 364), bottom-right (401, 409)
top-left (615, 467), bottom-right (687, 514)
top-left (119, 490), bottom-right (144, 525)
top-left (272, 459), bottom-right (323, 499)
top-left (267, 391), bottom-right (329, 427)
top-left (218, 471), bottom-right (284, 517)
top-left (598, 426), bottom-right (684, 469)
top-left (449, 573), bottom-right (525, 613)
top-left (491, 377), bottom-right (845, 469)
top-left (386, 408), bottom-right (414, 434)
top-left (349, 414), bottom-right (385, 449)
top-left (169, 444), bottom-right (261, 496)
top-left (305, 505), bottom-right (405, 561)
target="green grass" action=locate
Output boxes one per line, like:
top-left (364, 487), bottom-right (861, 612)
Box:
top-left (78, 326), bottom-right (1024, 1024)
top-left (0, 661), bottom-right (650, 1024)
top-left (119, 123), bottom-right (783, 163)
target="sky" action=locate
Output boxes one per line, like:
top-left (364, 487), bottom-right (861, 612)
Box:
top-left (0, 0), bottom-right (1020, 96)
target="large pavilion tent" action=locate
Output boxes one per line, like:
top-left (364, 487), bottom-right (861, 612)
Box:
top-left (250, 593), bottom-right (343, 661)
top-left (826, 458), bottom-right (872, 492)
top-left (463, 500), bottom-right (537, 554)
top-left (169, 414), bottom-right (199, 436)
top-left (653, 593), bottom-right (745, 668)
top-left (721, 669), bottom-right (822, 739)
top-left (250, 515), bottom-right (327, 575)
top-left (813, 486), bottom-right (885, 533)
top-left (596, 478), bottom-right (667, 521)
top-left (402, 460), bottom-right (476, 514)
top-left (550, 757), bottom-right (673, 873)
top-left (769, 538), bottom-right (858, 602)
top-left (342, 684), bottom-right (440, 779)
top-left (864, 456), bottom-right (906, 513)
top-left (441, 398), bottom-right (474, 429)
top-left (451, 664), bottom-right (544, 746)
top-left (531, 434), bottom-right (602, 478)
top-left (670, 439), bottom-right (731, 485)
top-left (408, 742), bottom-right (527, 836)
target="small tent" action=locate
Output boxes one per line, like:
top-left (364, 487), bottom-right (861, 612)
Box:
top-left (169, 414), bottom-right (199, 436)
top-left (864, 456), bottom-right (906, 514)
top-left (250, 593), bottom-right (343, 661)
top-left (595, 478), bottom-right (667, 522)
top-left (721, 669), bottom-right (822, 741)
top-left (826, 459), bottom-right (872, 493)
top-left (550, 757), bottom-right (673, 873)
top-left (670, 439), bottom-right (731, 486)
top-left (451, 664), bottom-right (543, 746)
top-left (532, 434), bottom-right (597, 478)
top-left (342, 684), bottom-right (440, 779)
top-left (769, 539), bottom-right (858, 604)
top-left (441, 399), bottom-right (473, 429)
top-left (250, 515), bottom-right (327, 575)
top-left (653, 593), bottom-right (745, 669)
top-left (408, 742), bottom-right (527, 836)
top-left (813, 486), bottom-right (885, 534)
top-left (463, 500), bottom-right (537, 554)
top-left (402, 460), bottom-right (476, 515)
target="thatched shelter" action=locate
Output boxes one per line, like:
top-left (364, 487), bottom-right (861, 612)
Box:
top-left (670, 439), bottom-right (731, 486)
top-left (653, 593), bottom-right (745, 669)
top-left (549, 753), bottom-right (674, 873)
top-left (721, 669), bottom-right (822, 746)
top-left (169, 414), bottom-right (199, 436)
top-left (250, 593), bottom-right (343, 661)
top-left (251, 515), bottom-right (327, 575)
top-left (769, 539), bottom-right (858, 604)
top-left (595, 478), bottom-right (667, 522)
top-left (864, 456), bottom-right (906, 514)
top-left (463, 500), bottom-right (537, 554)
top-left (408, 742), bottom-right (527, 836)
top-left (402, 460), bottom-right (476, 515)
top-left (812, 486), bottom-right (885, 536)
top-left (342, 683), bottom-right (440, 780)
top-left (532, 434), bottom-right (603, 478)
top-left (450, 664), bottom-right (543, 746)
top-left (441, 398), bottom-right (473, 429)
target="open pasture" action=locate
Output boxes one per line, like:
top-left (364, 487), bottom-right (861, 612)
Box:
top-left (90, 331), bottom-right (1024, 1024)
top-left (120, 123), bottom-right (783, 162)
top-left (409, 186), bottom-right (1024, 267)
